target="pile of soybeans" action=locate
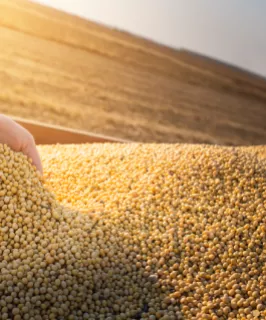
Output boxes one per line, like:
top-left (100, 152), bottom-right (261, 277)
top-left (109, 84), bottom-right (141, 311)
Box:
top-left (0, 143), bottom-right (266, 320)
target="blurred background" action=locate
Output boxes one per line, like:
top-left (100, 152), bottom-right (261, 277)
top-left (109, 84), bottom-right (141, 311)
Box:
top-left (0, 0), bottom-right (265, 145)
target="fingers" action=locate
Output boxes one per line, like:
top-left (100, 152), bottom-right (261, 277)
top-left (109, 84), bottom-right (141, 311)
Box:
top-left (0, 115), bottom-right (43, 174)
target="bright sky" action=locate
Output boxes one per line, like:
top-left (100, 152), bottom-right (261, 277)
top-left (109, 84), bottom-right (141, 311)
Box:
top-left (34, 0), bottom-right (266, 77)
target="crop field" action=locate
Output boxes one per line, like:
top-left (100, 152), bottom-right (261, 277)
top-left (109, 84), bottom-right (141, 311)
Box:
top-left (0, 0), bottom-right (266, 144)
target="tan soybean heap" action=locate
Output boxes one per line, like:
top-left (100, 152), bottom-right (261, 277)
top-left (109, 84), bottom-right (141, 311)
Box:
top-left (0, 144), bottom-right (266, 320)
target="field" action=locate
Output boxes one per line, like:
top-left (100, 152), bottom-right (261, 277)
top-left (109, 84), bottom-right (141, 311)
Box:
top-left (0, 0), bottom-right (266, 144)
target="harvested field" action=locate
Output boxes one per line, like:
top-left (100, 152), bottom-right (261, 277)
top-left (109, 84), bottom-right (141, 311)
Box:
top-left (0, 0), bottom-right (266, 144)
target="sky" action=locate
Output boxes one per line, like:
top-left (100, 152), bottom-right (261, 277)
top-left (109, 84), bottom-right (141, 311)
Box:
top-left (34, 0), bottom-right (266, 77)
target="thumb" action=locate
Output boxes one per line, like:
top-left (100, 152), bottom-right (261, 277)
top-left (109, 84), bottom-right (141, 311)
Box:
top-left (22, 135), bottom-right (43, 175)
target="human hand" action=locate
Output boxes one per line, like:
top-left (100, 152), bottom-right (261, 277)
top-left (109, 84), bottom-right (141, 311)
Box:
top-left (0, 115), bottom-right (43, 174)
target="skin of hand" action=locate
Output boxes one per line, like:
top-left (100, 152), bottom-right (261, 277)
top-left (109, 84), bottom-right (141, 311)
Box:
top-left (0, 115), bottom-right (43, 174)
